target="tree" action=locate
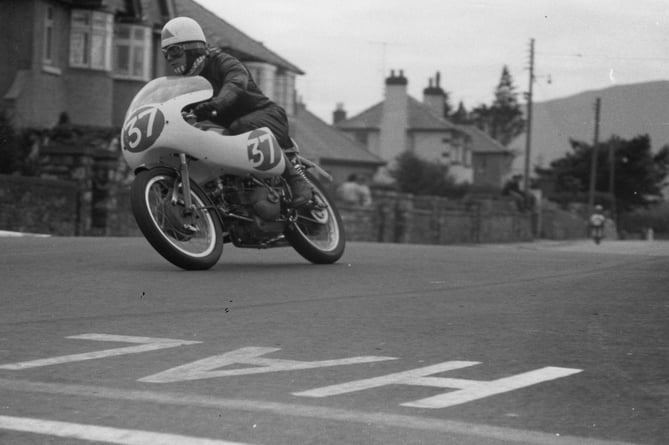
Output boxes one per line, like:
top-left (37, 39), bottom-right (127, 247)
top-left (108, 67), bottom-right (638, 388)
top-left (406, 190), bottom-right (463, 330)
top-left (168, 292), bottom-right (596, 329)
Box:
top-left (390, 151), bottom-right (468, 198)
top-left (539, 134), bottom-right (669, 212)
top-left (450, 101), bottom-right (470, 124)
top-left (471, 66), bottom-right (525, 146)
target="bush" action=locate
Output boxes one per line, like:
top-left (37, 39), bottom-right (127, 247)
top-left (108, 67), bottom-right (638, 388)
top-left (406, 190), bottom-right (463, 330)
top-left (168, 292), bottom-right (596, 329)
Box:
top-left (0, 111), bottom-right (41, 176)
top-left (0, 111), bottom-right (20, 174)
top-left (390, 151), bottom-right (470, 199)
top-left (618, 201), bottom-right (669, 235)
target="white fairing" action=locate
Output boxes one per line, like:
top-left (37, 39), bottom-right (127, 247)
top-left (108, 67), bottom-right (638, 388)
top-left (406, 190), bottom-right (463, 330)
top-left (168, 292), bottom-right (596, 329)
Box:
top-left (121, 77), bottom-right (285, 183)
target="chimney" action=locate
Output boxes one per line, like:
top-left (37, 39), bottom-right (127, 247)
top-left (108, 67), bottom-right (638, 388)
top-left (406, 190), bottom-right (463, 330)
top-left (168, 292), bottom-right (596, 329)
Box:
top-left (423, 71), bottom-right (446, 118)
top-left (379, 69), bottom-right (409, 161)
top-left (332, 102), bottom-right (347, 125)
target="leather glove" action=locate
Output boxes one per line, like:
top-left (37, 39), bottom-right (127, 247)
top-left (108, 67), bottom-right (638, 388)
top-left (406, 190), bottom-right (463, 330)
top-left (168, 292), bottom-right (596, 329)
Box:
top-left (194, 98), bottom-right (223, 120)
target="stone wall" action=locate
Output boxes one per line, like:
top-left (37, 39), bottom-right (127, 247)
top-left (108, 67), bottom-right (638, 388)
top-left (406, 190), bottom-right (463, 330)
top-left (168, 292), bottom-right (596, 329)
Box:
top-left (1, 174), bottom-right (535, 243)
top-left (0, 175), bottom-right (77, 235)
top-left (4, 173), bottom-right (595, 244)
top-left (337, 191), bottom-right (534, 245)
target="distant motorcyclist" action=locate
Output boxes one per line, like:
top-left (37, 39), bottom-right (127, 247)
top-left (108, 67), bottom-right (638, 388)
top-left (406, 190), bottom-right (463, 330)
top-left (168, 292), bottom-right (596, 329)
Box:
top-left (160, 17), bottom-right (312, 207)
top-left (589, 205), bottom-right (606, 243)
top-left (590, 205), bottom-right (606, 228)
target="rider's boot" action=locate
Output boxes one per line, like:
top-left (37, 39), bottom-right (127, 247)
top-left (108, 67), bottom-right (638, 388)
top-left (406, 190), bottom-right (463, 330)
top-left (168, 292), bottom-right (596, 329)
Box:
top-left (282, 154), bottom-right (313, 208)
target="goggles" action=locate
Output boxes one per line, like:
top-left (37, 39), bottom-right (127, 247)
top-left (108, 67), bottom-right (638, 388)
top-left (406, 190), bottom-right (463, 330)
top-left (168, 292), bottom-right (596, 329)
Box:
top-left (162, 44), bottom-right (184, 59)
top-left (161, 42), bottom-right (203, 59)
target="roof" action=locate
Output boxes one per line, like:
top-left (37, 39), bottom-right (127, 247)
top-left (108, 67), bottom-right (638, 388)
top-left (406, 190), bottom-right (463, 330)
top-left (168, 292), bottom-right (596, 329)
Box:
top-left (172, 0), bottom-right (304, 74)
top-left (457, 125), bottom-right (512, 154)
top-left (291, 105), bottom-right (386, 166)
top-left (336, 96), bottom-right (459, 132)
top-left (336, 92), bottom-right (511, 156)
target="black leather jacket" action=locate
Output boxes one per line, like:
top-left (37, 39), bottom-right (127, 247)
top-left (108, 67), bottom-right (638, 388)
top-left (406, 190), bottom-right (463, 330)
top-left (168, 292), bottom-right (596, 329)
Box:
top-left (198, 48), bottom-right (273, 127)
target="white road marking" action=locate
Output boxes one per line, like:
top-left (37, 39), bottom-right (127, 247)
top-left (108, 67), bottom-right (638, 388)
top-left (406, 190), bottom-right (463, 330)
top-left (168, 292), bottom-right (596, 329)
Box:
top-left (295, 362), bottom-right (582, 409)
top-left (139, 346), bottom-right (396, 383)
top-left (0, 334), bottom-right (201, 370)
top-left (0, 378), bottom-right (636, 445)
top-left (403, 366), bottom-right (583, 408)
top-left (0, 415), bottom-right (255, 445)
top-left (294, 360), bottom-right (480, 397)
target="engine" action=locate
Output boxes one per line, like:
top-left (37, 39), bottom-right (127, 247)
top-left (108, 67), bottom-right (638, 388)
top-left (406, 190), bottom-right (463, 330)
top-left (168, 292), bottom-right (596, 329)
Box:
top-left (248, 187), bottom-right (281, 221)
top-left (207, 176), bottom-right (287, 246)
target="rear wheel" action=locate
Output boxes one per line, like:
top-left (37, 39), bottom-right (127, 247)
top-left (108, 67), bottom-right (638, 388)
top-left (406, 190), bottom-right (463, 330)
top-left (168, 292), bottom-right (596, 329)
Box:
top-left (285, 172), bottom-right (345, 264)
top-left (130, 167), bottom-right (223, 270)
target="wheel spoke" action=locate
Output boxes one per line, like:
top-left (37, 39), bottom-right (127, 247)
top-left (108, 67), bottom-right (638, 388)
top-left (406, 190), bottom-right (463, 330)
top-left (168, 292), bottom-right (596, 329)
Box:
top-left (145, 176), bottom-right (217, 257)
top-left (293, 191), bottom-right (339, 251)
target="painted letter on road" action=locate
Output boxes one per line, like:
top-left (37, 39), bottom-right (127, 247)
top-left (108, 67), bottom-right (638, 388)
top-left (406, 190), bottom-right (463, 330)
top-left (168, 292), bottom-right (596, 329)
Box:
top-left (295, 361), bottom-right (582, 409)
top-left (0, 334), bottom-right (201, 370)
top-left (140, 347), bottom-right (396, 383)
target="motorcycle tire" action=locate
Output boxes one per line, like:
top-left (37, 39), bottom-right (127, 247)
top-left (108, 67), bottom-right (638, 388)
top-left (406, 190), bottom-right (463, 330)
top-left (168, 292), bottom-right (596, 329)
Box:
top-left (130, 167), bottom-right (223, 270)
top-left (285, 171), bottom-right (345, 264)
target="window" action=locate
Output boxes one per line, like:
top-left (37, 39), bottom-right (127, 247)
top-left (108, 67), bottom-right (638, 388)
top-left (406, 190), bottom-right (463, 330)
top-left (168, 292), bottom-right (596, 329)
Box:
top-left (114, 24), bottom-right (152, 80)
top-left (450, 143), bottom-right (471, 167)
top-left (450, 145), bottom-right (461, 165)
top-left (43, 6), bottom-right (55, 64)
top-left (274, 71), bottom-right (295, 115)
top-left (464, 147), bottom-right (472, 167)
top-left (354, 131), bottom-right (369, 146)
top-left (69, 9), bottom-right (113, 70)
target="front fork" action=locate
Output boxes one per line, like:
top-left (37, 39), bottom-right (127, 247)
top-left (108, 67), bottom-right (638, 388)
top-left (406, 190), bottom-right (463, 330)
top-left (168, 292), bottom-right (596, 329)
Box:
top-left (170, 154), bottom-right (199, 233)
top-left (171, 153), bottom-right (194, 212)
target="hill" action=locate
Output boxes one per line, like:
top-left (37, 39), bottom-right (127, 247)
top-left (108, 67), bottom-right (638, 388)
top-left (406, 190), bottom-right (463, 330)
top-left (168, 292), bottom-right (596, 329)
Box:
top-left (508, 80), bottom-right (669, 173)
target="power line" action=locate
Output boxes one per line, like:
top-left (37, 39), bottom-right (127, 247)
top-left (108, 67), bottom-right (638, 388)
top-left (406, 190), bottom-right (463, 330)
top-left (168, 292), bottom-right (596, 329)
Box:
top-left (537, 51), bottom-right (669, 62)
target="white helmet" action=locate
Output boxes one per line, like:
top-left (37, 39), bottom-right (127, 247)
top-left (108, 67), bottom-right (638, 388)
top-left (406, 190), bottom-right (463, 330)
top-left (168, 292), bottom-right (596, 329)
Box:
top-left (161, 17), bottom-right (206, 49)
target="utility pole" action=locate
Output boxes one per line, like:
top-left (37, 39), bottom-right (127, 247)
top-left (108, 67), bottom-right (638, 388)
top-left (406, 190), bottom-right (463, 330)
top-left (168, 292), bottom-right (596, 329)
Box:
top-left (609, 137), bottom-right (617, 221)
top-left (588, 97), bottom-right (602, 212)
top-left (523, 38), bottom-right (534, 198)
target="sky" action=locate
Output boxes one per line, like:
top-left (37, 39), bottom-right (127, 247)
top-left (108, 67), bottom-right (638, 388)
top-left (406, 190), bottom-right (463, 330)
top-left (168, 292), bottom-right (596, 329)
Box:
top-left (193, 0), bottom-right (669, 123)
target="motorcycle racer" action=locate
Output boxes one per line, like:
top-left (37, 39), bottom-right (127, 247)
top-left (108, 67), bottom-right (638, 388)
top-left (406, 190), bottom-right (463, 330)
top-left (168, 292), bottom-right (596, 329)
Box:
top-left (590, 205), bottom-right (606, 228)
top-left (589, 204), bottom-right (606, 244)
top-left (160, 17), bottom-right (312, 207)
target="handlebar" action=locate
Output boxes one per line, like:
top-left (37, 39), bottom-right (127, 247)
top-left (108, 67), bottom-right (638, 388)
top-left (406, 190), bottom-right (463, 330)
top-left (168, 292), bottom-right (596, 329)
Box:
top-left (182, 109), bottom-right (217, 121)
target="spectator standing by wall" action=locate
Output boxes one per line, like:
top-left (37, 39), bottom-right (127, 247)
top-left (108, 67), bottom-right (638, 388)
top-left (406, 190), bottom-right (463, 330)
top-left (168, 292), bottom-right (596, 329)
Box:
top-left (337, 174), bottom-right (372, 207)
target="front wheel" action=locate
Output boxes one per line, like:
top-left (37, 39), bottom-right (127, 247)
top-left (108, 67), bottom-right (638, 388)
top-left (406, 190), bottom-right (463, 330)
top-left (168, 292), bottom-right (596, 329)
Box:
top-left (285, 172), bottom-right (345, 264)
top-left (130, 167), bottom-right (223, 270)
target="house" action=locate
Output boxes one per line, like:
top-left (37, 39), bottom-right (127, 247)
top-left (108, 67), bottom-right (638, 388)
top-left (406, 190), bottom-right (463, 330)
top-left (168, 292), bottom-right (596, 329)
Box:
top-left (290, 102), bottom-right (385, 185)
top-left (1, 0), bottom-right (382, 178)
top-left (335, 70), bottom-right (514, 188)
top-left (459, 125), bottom-right (515, 189)
top-left (0, 0), bottom-right (302, 129)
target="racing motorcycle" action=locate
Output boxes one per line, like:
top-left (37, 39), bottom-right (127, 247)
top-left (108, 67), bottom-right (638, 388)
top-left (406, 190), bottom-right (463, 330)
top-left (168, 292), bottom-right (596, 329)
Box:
top-left (121, 76), bottom-right (345, 270)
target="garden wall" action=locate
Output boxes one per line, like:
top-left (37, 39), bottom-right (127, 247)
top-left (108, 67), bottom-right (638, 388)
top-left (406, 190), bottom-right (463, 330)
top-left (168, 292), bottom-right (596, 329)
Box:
top-left (2, 174), bottom-right (596, 244)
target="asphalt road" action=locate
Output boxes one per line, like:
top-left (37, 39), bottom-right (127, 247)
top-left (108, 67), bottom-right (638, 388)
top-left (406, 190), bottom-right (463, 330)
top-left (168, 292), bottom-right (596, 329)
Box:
top-left (0, 236), bottom-right (667, 444)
